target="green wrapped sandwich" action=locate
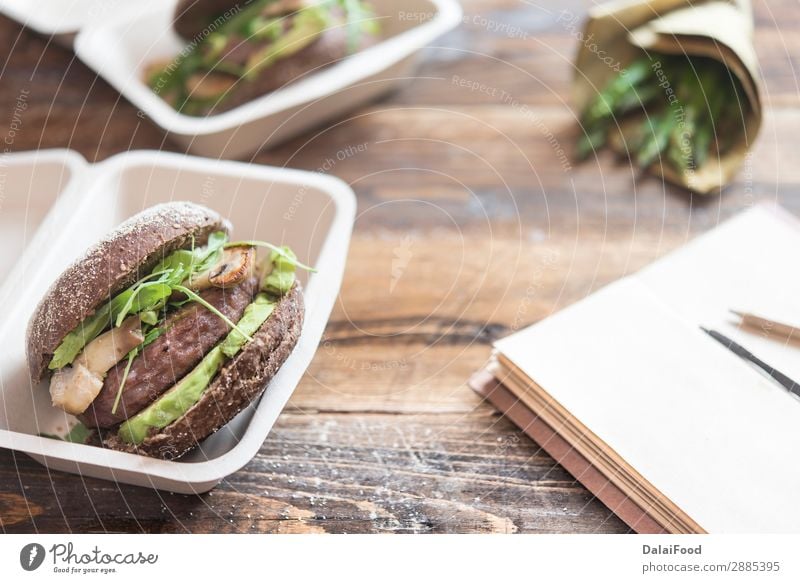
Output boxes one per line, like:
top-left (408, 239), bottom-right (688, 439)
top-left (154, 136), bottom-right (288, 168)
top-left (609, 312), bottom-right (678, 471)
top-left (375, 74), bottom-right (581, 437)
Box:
top-left (577, 53), bottom-right (748, 185)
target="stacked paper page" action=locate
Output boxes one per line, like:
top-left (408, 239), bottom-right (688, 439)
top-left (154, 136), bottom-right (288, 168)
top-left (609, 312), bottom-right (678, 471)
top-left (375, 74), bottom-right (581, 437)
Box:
top-left (494, 205), bottom-right (800, 533)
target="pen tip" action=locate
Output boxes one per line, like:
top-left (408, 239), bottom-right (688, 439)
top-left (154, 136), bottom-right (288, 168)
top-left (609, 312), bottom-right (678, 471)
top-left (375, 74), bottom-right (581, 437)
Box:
top-left (729, 309), bottom-right (744, 318)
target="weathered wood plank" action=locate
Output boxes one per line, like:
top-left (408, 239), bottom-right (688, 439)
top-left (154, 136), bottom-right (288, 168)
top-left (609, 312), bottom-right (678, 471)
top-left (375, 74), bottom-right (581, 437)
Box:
top-left (0, 0), bottom-right (797, 533)
top-left (0, 411), bottom-right (629, 533)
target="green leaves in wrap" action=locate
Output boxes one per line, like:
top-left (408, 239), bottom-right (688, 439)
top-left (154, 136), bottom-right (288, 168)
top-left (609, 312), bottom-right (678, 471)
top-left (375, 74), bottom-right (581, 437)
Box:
top-left (576, 53), bottom-right (747, 180)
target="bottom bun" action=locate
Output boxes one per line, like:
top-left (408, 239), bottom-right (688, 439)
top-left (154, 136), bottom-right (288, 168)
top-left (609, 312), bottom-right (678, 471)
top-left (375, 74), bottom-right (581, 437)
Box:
top-left (100, 283), bottom-right (304, 460)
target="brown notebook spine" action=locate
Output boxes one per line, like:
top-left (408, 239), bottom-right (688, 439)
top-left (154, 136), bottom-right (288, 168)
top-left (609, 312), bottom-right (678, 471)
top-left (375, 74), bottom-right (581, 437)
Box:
top-left (469, 370), bottom-right (668, 534)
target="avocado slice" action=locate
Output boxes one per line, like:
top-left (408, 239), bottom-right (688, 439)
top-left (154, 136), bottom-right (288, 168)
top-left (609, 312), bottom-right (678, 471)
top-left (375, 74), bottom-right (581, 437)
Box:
top-left (242, 6), bottom-right (329, 81)
top-left (117, 293), bottom-right (277, 445)
top-left (261, 246), bottom-right (298, 295)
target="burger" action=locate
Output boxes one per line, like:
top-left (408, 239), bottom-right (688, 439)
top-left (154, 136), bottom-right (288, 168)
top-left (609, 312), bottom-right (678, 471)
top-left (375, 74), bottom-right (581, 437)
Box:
top-left (147, 0), bottom-right (380, 116)
top-left (26, 202), bottom-right (307, 460)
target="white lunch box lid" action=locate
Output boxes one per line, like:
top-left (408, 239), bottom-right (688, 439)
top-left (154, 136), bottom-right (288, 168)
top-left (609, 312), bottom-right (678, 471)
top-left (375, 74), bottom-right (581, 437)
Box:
top-left (0, 149), bottom-right (355, 492)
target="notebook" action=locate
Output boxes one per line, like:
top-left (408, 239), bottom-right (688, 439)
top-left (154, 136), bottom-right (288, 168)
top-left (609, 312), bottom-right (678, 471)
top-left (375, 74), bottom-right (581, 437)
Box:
top-left (473, 204), bottom-right (800, 534)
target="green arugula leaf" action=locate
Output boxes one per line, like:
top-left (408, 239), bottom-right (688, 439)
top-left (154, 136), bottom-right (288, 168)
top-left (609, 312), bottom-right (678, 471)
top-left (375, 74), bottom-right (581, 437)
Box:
top-left (139, 310), bottom-right (159, 326)
top-left (151, 249), bottom-right (194, 283)
top-left (114, 282), bottom-right (173, 327)
top-left (143, 326), bottom-right (165, 347)
top-left (173, 285), bottom-right (254, 343)
top-left (111, 352), bottom-right (136, 416)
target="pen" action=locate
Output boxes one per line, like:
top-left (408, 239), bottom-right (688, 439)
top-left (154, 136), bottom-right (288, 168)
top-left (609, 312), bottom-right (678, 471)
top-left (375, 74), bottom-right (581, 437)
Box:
top-left (730, 310), bottom-right (800, 342)
top-left (700, 327), bottom-right (800, 397)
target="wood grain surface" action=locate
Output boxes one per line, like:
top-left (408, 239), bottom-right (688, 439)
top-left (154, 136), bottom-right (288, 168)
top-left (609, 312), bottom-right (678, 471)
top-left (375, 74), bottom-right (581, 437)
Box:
top-left (1, 0), bottom-right (799, 534)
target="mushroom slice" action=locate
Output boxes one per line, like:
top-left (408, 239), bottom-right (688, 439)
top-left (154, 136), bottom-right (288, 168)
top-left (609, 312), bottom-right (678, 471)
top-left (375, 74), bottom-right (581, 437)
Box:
top-left (188, 245), bottom-right (255, 290)
top-left (185, 72), bottom-right (237, 101)
top-left (75, 316), bottom-right (144, 376)
top-left (209, 245), bottom-right (255, 288)
top-left (50, 363), bottom-right (104, 416)
top-left (49, 316), bottom-right (144, 415)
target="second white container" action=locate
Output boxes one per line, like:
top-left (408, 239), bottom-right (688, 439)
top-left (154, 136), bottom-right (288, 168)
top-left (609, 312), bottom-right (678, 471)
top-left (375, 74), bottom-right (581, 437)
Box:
top-left (0, 150), bottom-right (355, 493)
top-left (74, 0), bottom-right (463, 158)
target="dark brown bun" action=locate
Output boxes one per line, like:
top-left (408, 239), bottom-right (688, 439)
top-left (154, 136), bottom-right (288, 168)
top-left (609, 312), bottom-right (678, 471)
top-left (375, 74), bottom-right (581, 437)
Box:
top-left (26, 202), bottom-right (230, 383)
top-left (173, 0), bottom-right (311, 41)
top-left (101, 282), bottom-right (304, 460)
top-left (173, 0), bottom-right (252, 41)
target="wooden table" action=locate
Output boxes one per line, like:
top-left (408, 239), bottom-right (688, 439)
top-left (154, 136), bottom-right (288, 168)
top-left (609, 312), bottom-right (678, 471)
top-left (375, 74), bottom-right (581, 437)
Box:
top-left (1, 0), bottom-right (798, 534)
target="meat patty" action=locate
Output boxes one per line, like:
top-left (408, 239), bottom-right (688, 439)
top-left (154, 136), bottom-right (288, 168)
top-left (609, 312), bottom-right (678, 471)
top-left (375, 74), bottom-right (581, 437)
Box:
top-left (79, 277), bottom-right (258, 428)
top-left (205, 27), bottom-right (348, 115)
